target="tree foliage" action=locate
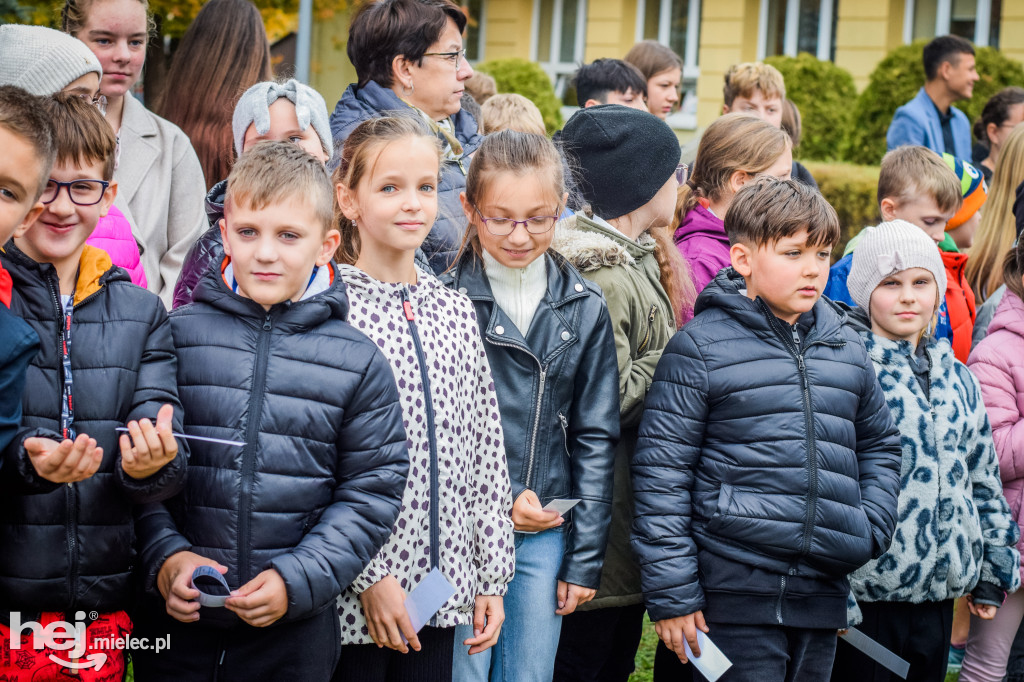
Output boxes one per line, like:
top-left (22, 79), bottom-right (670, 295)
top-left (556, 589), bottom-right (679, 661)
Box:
top-left (474, 58), bottom-right (564, 135)
top-left (765, 52), bottom-right (857, 162)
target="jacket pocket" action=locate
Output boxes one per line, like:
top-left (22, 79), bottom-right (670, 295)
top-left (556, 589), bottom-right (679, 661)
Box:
top-left (637, 304), bottom-right (659, 355)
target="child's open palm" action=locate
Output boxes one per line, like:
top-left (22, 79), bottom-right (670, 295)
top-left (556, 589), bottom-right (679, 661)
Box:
top-left (120, 403), bottom-right (179, 479)
top-left (24, 433), bottom-right (103, 483)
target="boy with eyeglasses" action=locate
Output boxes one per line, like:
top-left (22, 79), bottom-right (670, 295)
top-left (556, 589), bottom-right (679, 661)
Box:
top-left (0, 92), bottom-right (185, 682)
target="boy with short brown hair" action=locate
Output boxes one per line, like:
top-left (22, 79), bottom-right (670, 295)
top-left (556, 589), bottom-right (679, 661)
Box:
top-left (632, 177), bottom-right (901, 681)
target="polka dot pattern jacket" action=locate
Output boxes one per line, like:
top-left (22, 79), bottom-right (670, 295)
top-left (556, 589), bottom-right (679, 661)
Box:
top-left (336, 264), bottom-right (514, 644)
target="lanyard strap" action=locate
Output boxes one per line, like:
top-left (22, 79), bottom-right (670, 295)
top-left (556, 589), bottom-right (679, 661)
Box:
top-left (59, 293), bottom-right (75, 441)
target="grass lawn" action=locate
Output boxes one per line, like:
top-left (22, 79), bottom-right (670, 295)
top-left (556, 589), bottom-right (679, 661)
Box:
top-left (627, 615), bottom-right (962, 682)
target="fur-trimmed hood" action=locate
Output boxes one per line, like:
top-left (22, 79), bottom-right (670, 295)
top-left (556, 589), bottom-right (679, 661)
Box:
top-left (552, 214), bottom-right (656, 273)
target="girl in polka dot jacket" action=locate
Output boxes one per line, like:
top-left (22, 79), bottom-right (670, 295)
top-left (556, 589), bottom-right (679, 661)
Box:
top-left (446, 132), bottom-right (620, 682)
top-left (332, 115), bottom-right (514, 682)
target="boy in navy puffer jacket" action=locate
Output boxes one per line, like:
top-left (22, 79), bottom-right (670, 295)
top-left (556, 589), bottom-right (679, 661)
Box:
top-left (631, 178), bottom-right (902, 681)
top-left (132, 142), bottom-right (409, 682)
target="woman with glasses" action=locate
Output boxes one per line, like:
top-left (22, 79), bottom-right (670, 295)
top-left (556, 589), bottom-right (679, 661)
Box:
top-left (0, 23), bottom-right (147, 288)
top-left (329, 0), bottom-right (481, 274)
top-left (64, 0), bottom-right (208, 307)
top-left (446, 131), bottom-right (619, 682)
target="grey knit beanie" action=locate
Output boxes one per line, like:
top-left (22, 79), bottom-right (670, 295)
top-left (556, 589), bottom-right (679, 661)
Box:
top-left (232, 79), bottom-right (332, 158)
top-left (0, 25), bottom-right (102, 96)
top-left (848, 220), bottom-right (947, 311)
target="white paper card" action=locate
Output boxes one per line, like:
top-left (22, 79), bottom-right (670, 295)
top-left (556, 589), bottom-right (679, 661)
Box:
top-left (403, 568), bottom-right (455, 637)
top-left (683, 631), bottom-right (732, 682)
top-left (542, 498), bottom-right (581, 515)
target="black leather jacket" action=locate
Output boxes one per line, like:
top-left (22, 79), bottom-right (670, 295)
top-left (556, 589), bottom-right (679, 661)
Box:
top-left (447, 251), bottom-right (620, 588)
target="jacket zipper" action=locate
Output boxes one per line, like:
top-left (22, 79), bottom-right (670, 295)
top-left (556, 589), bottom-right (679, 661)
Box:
top-left (401, 289), bottom-right (441, 576)
top-left (776, 574), bottom-right (788, 624)
top-left (238, 313), bottom-right (272, 584)
top-left (759, 304), bottom-right (819, 559)
top-left (486, 336), bottom-right (547, 489)
top-left (637, 304), bottom-right (658, 355)
top-left (558, 412), bottom-right (571, 458)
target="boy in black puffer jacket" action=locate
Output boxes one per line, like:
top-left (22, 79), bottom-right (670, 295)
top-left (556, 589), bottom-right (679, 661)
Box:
top-left (131, 142), bottom-right (409, 682)
top-left (0, 94), bottom-right (185, 681)
top-left (631, 178), bottom-right (902, 681)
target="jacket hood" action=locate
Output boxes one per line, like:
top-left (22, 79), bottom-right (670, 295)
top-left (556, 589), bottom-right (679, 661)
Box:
top-left (3, 242), bottom-right (126, 305)
top-left (695, 267), bottom-right (848, 342)
top-left (551, 214), bottom-right (656, 272)
top-left (329, 81), bottom-right (482, 158)
top-left (674, 204), bottom-right (726, 243)
top-left (206, 178), bottom-right (226, 226)
top-left (190, 258), bottom-right (348, 330)
top-left (989, 289), bottom-right (1024, 338)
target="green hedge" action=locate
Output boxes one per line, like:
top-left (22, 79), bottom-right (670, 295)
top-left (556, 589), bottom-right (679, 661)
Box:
top-left (842, 42), bottom-right (1024, 165)
top-left (766, 53), bottom-right (857, 162)
top-left (803, 161), bottom-right (880, 258)
top-left (474, 58), bottom-right (564, 135)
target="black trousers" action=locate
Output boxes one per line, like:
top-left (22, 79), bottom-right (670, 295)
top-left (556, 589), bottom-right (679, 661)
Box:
top-left (553, 604), bottom-right (646, 682)
top-left (332, 626), bottom-right (454, 682)
top-left (830, 600), bottom-right (954, 682)
top-left (131, 604), bottom-right (341, 682)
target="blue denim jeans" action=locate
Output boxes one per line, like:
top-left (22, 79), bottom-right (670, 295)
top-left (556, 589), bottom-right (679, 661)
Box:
top-left (453, 528), bottom-right (566, 682)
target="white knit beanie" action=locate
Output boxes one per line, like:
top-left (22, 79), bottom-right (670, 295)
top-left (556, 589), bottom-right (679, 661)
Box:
top-left (848, 220), bottom-right (947, 311)
top-left (231, 79), bottom-right (333, 158)
top-left (0, 25), bottom-right (102, 96)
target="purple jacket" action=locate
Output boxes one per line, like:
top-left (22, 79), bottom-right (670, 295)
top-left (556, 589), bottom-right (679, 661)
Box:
top-left (86, 205), bottom-right (147, 288)
top-left (674, 204), bottom-right (729, 297)
top-left (968, 291), bottom-right (1024, 579)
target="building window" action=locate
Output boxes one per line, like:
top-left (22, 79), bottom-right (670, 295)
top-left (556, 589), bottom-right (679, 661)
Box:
top-left (759, 0), bottom-right (838, 61)
top-left (905, 0), bottom-right (1002, 48)
top-left (532, 0), bottom-right (588, 96)
top-left (635, 0), bottom-right (701, 79)
top-left (463, 0), bottom-right (486, 62)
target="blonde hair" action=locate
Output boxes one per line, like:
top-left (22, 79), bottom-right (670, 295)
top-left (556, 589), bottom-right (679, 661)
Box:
top-left (481, 94), bottom-right (546, 137)
top-left (676, 113), bottom-right (791, 220)
top-left (465, 72), bottom-right (497, 105)
top-left (62, 0), bottom-right (155, 38)
top-left (225, 141), bottom-right (334, 233)
top-left (331, 116), bottom-right (442, 264)
top-left (876, 146), bottom-right (961, 214)
top-left (723, 62), bottom-right (786, 107)
top-left (966, 126), bottom-right (1024, 300)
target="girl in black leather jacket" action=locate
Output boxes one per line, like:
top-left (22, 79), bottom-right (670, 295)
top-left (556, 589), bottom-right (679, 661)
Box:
top-left (447, 130), bottom-right (620, 682)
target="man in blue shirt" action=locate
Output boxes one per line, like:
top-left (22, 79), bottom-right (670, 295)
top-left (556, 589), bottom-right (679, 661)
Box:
top-left (887, 35), bottom-right (978, 164)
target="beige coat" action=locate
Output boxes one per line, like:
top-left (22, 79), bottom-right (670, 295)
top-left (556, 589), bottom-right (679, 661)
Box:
top-left (114, 95), bottom-right (207, 307)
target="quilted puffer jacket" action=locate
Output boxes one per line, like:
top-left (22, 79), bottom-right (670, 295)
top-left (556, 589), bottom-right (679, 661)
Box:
top-left (446, 249), bottom-right (620, 589)
top-left (86, 204), bottom-right (147, 288)
top-left (137, 261), bottom-right (409, 628)
top-left (0, 243), bottom-right (186, 616)
top-left (631, 268), bottom-right (902, 628)
top-left (329, 81), bottom-right (482, 273)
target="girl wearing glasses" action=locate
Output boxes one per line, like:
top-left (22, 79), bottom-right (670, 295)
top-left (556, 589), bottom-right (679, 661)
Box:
top-left (446, 131), bottom-right (619, 682)
top-left (330, 0), bottom-right (480, 275)
top-left (332, 115), bottom-right (513, 682)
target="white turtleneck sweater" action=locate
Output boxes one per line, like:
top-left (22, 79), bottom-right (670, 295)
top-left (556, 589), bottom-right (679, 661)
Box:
top-left (482, 250), bottom-right (548, 335)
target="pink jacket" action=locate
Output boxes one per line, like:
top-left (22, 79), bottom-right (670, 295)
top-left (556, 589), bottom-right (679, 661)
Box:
top-left (86, 205), bottom-right (147, 288)
top-left (673, 204), bottom-right (730, 297)
top-left (968, 291), bottom-right (1024, 578)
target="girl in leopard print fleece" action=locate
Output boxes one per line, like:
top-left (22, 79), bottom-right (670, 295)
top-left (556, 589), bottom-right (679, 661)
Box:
top-left (330, 115), bottom-right (514, 682)
top-left (833, 220), bottom-right (1021, 682)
